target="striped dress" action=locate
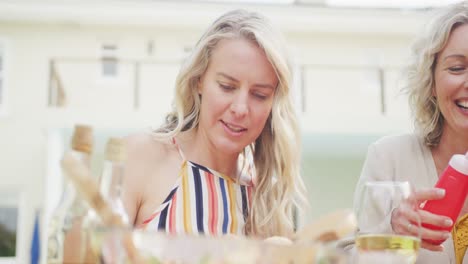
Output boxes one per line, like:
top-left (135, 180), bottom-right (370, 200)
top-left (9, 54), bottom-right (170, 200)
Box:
top-left (139, 140), bottom-right (255, 236)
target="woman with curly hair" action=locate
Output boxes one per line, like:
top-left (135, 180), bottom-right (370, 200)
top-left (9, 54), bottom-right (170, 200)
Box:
top-left (354, 1), bottom-right (468, 263)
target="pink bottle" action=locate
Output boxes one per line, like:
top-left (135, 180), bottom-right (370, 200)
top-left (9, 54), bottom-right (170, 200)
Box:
top-left (421, 151), bottom-right (468, 245)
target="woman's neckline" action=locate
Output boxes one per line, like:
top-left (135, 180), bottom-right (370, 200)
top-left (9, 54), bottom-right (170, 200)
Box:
top-left (185, 160), bottom-right (253, 187)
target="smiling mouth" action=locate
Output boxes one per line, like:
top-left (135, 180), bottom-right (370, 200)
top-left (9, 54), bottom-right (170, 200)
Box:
top-left (221, 121), bottom-right (247, 133)
top-left (455, 100), bottom-right (468, 110)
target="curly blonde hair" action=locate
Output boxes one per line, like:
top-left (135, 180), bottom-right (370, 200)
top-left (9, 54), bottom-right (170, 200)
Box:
top-left (404, 1), bottom-right (468, 147)
top-left (153, 9), bottom-right (306, 238)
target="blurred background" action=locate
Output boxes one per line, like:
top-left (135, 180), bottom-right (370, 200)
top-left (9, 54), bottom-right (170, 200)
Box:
top-left (0, 0), bottom-right (462, 263)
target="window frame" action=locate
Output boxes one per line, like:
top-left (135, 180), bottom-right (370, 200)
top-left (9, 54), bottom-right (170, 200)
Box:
top-left (100, 43), bottom-right (118, 78)
top-left (0, 185), bottom-right (27, 264)
top-left (0, 38), bottom-right (8, 117)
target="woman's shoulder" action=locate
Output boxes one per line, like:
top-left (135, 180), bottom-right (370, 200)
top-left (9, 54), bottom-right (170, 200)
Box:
top-left (122, 130), bottom-right (182, 226)
top-left (367, 133), bottom-right (431, 169)
top-left (125, 130), bottom-right (174, 161)
top-left (371, 133), bottom-right (424, 152)
top-left (124, 130), bottom-right (173, 155)
top-left (360, 133), bottom-right (431, 184)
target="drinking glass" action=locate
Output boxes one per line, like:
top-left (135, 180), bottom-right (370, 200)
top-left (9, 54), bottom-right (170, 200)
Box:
top-left (354, 181), bottom-right (422, 264)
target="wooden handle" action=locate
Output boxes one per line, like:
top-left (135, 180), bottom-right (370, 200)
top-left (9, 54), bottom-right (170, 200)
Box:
top-left (61, 152), bottom-right (144, 263)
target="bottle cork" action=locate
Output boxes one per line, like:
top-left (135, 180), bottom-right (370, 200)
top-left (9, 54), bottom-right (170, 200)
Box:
top-left (71, 124), bottom-right (93, 154)
top-left (105, 137), bottom-right (126, 162)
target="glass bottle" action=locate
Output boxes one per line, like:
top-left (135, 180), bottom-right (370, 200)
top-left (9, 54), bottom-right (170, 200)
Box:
top-left (47, 124), bottom-right (94, 264)
top-left (82, 137), bottom-right (129, 263)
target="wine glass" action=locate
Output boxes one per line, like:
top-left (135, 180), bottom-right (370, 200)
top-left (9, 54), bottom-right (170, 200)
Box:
top-left (354, 181), bottom-right (422, 264)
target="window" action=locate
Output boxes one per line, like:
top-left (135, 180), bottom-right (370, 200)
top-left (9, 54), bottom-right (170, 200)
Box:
top-left (101, 44), bottom-right (118, 77)
top-left (0, 207), bottom-right (17, 258)
top-left (0, 188), bottom-right (25, 264)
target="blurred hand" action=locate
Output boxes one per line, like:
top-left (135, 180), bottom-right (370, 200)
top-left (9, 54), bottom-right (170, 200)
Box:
top-left (390, 188), bottom-right (452, 251)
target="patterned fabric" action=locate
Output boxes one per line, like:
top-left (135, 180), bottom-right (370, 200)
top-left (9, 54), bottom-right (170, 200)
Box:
top-left (139, 140), bottom-right (255, 236)
top-left (453, 214), bottom-right (468, 264)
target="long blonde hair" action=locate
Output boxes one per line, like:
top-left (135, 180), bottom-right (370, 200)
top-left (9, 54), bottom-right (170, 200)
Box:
top-left (404, 1), bottom-right (468, 146)
top-left (153, 9), bottom-right (306, 238)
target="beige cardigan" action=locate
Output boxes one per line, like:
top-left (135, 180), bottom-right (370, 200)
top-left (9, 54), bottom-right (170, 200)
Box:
top-left (354, 133), bottom-right (467, 264)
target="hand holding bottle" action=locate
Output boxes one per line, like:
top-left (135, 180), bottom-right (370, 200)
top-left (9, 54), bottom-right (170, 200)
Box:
top-left (390, 188), bottom-right (452, 251)
top-left (420, 151), bottom-right (468, 245)
top-left (391, 151), bottom-right (468, 250)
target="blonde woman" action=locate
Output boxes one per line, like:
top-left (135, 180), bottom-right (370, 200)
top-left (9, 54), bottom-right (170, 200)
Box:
top-left (354, 1), bottom-right (468, 263)
top-left (123, 9), bottom-right (306, 239)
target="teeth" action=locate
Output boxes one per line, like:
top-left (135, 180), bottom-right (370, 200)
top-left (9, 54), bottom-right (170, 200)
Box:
top-left (457, 100), bottom-right (468, 108)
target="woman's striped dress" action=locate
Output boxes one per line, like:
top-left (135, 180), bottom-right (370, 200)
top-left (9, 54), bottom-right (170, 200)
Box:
top-left (139, 142), bottom-right (255, 236)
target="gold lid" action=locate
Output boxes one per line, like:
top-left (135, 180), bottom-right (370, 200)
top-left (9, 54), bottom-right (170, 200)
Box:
top-left (71, 124), bottom-right (93, 154)
top-left (105, 137), bottom-right (126, 162)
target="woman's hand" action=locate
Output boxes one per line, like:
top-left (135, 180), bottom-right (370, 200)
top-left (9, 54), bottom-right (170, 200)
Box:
top-left (390, 188), bottom-right (452, 251)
